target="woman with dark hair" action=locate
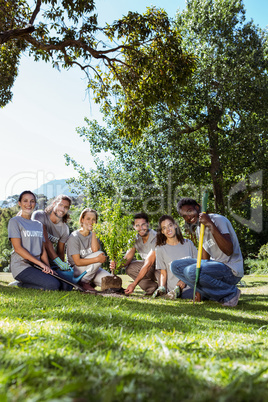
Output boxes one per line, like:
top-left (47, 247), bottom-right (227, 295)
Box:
top-left (66, 208), bottom-right (112, 291)
top-left (8, 191), bottom-right (63, 290)
top-left (153, 215), bottom-right (197, 299)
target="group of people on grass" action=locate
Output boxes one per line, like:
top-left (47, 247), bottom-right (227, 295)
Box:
top-left (8, 191), bottom-right (244, 307)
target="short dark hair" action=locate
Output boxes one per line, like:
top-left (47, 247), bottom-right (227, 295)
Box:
top-left (18, 191), bottom-right (36, 202)
top-left (156, 215), bottom-right (184, 246)
top-left (133, 212), bottom-right (149, 224)
top-left (177, 198), bottom-right (200, 214)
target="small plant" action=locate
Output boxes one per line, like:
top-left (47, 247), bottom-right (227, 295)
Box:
top-left (93, 197), bottom-right (136, 272)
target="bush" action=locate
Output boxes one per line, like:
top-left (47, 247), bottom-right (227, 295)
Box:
top-left (0, 248), bottom-right (12, 272)
top-left (258, 243), bottom-right (268, 260)
top-left (244, 258), bottom-right (268, 274)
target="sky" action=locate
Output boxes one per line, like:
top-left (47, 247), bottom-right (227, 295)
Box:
top-left (0, 0), bottom-right (267, 201)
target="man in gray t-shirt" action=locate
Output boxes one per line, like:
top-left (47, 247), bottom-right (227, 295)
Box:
top-left (110, 212), bottom-right (159, 295)
top-left (32, 194), bottom-right (71, 271)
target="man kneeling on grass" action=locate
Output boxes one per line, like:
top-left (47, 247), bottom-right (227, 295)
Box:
top-left (170, 198), bottom-right (244, 307)
top-left (153, 215), bottom-right (198, 300)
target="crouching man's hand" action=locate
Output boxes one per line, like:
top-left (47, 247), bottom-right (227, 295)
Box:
top-left (125, 283), bottom-right (136, 295)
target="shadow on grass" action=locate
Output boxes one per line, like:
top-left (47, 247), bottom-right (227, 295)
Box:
top-left (1, 286), bottom-right (268, 401)
top-left (1, 314), bottom-right (268, 402)
top-left (1, 286), bottom-right (268, 336)
top-left (3, 347), bottom-right (267, 402)
top-left (245, 280), bottom-right (268, 287)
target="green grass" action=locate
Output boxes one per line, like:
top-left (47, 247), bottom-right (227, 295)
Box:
top-left (0, 273), bottom-right (268, 401)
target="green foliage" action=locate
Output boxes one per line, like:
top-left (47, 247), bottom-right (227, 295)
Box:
top-left (1, 1), bottom-right (194, 135)
top-left (0, 274), bottom-right (268, 400)
top-left (66, 0), bottom-right (268, 257)
top-left (244, 258), bottom-right (268, 275)
top-left (0, 248), bottom-right (12, 272)
top-left (93, 8), bottom-right (196, 138)
top-left (0, 0), bottom-right (30, 106)
top-left (172, 0), bottom-right (268, 213)
top-left (258, 243), bottom-right (268, 260)
top-left (93, 198), bottom-right (136, 270)
top-left (0, 206), bottom-right (18, 271)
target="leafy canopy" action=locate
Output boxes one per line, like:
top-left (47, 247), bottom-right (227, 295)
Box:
top-left (0, 0), bottom-right (195, 137)
top-left (66, 0), bottom-right (268, 256)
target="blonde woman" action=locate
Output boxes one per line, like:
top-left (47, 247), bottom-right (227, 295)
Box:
top-left (67, 208), bottom-right (112, 290)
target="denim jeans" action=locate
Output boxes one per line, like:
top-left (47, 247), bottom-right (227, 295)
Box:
top-left (170, 258), bottom-right (241, 303)
top-left (16, 266), bottom-right (72, 291)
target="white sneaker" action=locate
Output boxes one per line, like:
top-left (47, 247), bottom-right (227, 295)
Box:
top-left (165, 286), bottom-right (182, 300)
top-left (165, 290), bottom-right (176, 300)
top-left (8, 280), bottom-right (20, 287)
top-left (222, 289), bottom-right (241, 307)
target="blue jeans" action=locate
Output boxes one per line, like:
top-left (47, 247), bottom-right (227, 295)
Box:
top-left (170, 258), bottom-right (241, 303)
top-left (16, 267), bottom-right (72, 291)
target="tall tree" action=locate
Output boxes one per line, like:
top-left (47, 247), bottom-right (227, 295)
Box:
top-left (68, 0), bottom-right (268, 213)
top-left (170, 0), bottom-right (268, 213)
top-left (66, 0), bottom-right (268, 256)
top-left (0, 1), bottom-right (194, 136)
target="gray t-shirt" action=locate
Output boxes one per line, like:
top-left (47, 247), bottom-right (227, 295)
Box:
top-left (135, 229), bottom-right (157, 260)
top-left (197, 214), bottom-right (243, 277)
top-left (156, 239), bottom-right (197, 292)
top-left (67, 230), bottom-right (97, 267)
top-left (32, 210), bottom-right (69, 247)
top-left (8, 216), bottom-right (44, 277)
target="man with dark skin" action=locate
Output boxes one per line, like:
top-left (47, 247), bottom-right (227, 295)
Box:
top-left (170, 198), bottom-right (244, 307)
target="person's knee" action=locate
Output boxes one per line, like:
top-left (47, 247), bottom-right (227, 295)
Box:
top-left (170, 260), bottom-right (180, 275)
top-left (44, 278), bottom-right (61, 291)
top-left (184, 265), bottom-right (196, 281)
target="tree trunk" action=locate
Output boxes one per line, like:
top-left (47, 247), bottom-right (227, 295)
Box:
top-left (208, 126), bottom-right (225, 214)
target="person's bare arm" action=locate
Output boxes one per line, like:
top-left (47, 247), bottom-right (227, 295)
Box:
top-left (124, 246), bottom-right (137, 265)
top-left (91, 231), bottom-right (100, 253)
top-left (202, 248), bottom-right (210, 260)
top-left (42, 224), bottom-right (58, 260)
top-left (57, 241), bottom-right (66, 261)
top-left (11, 238), bottom-right (53, 274)
top-left (40, 243), bottom-right (50, 266)
top-left (71, 253), bottom-right (106, 267)
top-left (125, 250), bottom-right (155, 294)
top-left (199, 213), bottom-right (233, 256)
top-left (160, 269), bottom-right (167, 288)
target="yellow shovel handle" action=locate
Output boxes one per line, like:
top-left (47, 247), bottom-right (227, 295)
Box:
top-left (196, 223), bottom-right (205, 269)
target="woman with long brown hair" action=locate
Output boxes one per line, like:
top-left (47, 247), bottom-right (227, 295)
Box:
top-left (153, 215), bottom-right (197, 299)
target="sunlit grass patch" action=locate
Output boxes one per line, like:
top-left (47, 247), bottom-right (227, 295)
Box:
top-left (0, 274), bottom-right (268, 401)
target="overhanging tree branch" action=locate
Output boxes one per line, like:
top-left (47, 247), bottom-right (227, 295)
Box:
top-left (0, 25), bottom-right (35, 44)
top-left (29, 0), bottom-right (41, 25)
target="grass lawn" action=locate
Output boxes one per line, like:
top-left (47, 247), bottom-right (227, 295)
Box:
top-left (0, 273), bottom-right (268, 401)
